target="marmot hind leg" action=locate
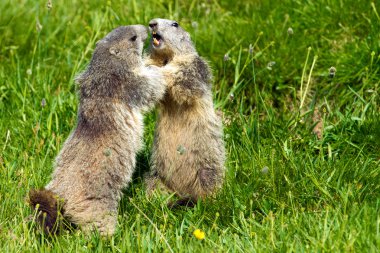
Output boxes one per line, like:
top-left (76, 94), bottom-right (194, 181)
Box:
top-left (167, 197), bottom-right (197, 209)
top-left (145, 175), bottom-right (196, 209)
top-left (144, 171), bottom-right (173, 197)
top-left (188, 167), bottom-right (223, 202)
top-left (197, 167), bottom-right (222, 194)
top-left (80, 214), bottom-right (117, 236)
top-left (68, 198), bottom-right (118, 236)
top-left (167, 168), bottom-right (220, 209)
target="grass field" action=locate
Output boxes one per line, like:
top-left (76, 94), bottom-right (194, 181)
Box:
top-left (1, 0), bottom-right (379, 252)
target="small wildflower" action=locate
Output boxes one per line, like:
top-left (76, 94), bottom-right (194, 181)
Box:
top-left (107, 0), bottom-right (111, 6)
top-left (193, 229), bottom-right (205, 240)
top-left (223, 53), bottom-right (230, 62)
top-left (229, 93), bottom-right (234, 101)
top-left (287, 27), bottom-right (294, 35)
top-left (249, 44), bottom-right (253, 54)
top-left (329, 66), bottom-right (336, 78)
top-left (46, 0), bottom-right (52, 10)
top-left (26, 69), bottom-right (32, 76)
top-left (36, 18), bottom-right (43, 32)
top-left (261, 166), bottom-right (269, 174)
top-left (266, 61), bottom-right (276, 70)
top-left (177, 145), bottom-right (186, 155)
top-left (41, 98), bottom-right (46, 107)
top-left (191, 21), bottom-right (198, 29)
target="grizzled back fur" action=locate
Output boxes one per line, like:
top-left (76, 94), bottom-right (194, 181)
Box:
top-left (74, 25), bottom-right (152, 137)
top-left (76, 25), bottom-right (148, 102)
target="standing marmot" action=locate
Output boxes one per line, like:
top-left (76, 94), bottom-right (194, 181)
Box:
top-left (144, 18), bottom-right (225, 206)
top-left (29, 25), bottom-right (167, 235)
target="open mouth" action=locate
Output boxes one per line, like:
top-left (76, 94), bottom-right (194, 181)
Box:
top-left (152, 31), bottom-right (162, 47)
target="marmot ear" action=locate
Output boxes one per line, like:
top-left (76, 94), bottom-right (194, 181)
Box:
top-left (109, 47), bottom-right (120, 56)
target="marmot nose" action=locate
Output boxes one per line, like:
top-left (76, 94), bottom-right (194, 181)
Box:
top-left (149, 22), bottom-right (158, 29)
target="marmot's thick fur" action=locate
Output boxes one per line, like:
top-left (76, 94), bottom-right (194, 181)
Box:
top-left (29, 25), bottom-right (167, 235)
top-left (144, 18), bottom-right (225, 206)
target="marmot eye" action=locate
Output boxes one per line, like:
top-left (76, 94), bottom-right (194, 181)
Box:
top-left (171, 22), bottom-right (179, 28)
top-left (130, 35), bottom-right (137, 41)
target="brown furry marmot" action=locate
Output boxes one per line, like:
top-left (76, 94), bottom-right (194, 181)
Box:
top-left (29, 25), bottom-right (167, 235)
top-left (144, 18), bottom-right (225, 207)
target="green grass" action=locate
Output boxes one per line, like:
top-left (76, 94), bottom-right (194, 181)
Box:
top-left (1, 0), bottom-right (379, 252)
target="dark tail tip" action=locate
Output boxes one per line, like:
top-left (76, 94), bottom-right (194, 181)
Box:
top-left (28, 189), bottom-right (65, 235)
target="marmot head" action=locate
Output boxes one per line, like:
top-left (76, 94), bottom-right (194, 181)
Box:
top-left (148, 18), bottom-right (196, 61)
top-left (76, 25), bottom-right (147, 87)
top-left (99, 25), bottom-right (147, 64)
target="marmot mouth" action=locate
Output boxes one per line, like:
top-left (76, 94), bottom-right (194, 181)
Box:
top-left (152, 31), bottom-right (162, 47)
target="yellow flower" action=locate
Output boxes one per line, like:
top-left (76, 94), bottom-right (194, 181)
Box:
top-left (193, 229), bottom-right (205, 240)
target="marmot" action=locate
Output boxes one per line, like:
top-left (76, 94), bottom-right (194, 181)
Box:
top-left (144, 18), bottom-right (225, 206)
top-left (29, 25), bottom-right (167, 235)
